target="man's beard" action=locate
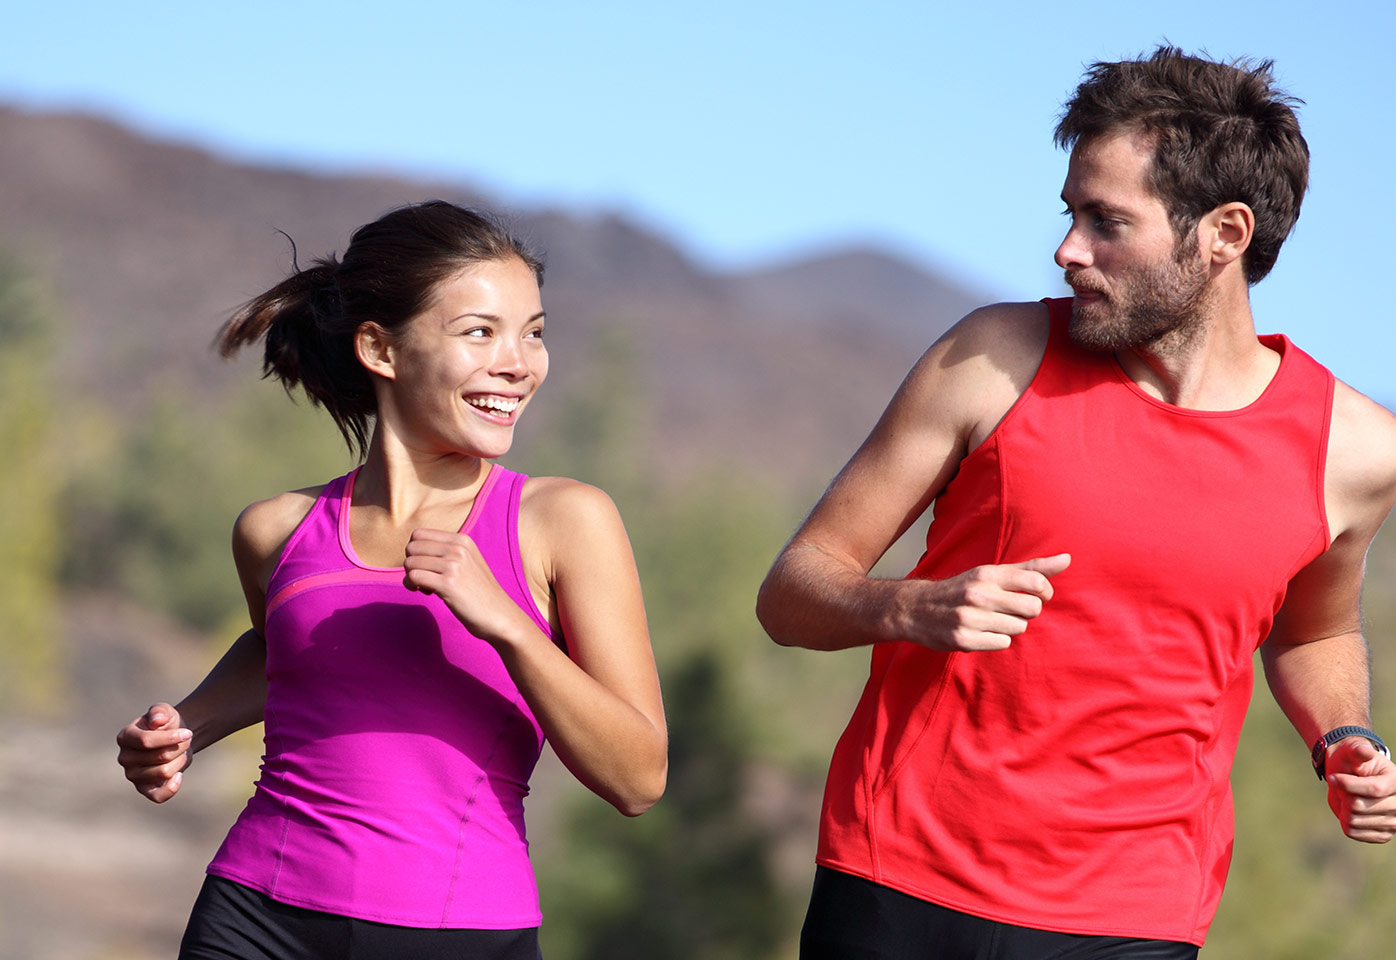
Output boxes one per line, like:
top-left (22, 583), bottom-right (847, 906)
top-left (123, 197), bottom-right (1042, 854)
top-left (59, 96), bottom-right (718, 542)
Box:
top-left (1066, 242), bottom-right (1210, 353)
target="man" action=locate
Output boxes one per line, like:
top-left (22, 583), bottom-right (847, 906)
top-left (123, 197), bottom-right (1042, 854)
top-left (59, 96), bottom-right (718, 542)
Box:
top-left (756, 47), bottom-right (1396, 959)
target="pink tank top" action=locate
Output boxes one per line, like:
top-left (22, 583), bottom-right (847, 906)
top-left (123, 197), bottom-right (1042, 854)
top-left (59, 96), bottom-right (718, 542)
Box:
top-left (817, 298), bottom-right (1333, 945)
top-left (207, 464), bottom-right (551, 929)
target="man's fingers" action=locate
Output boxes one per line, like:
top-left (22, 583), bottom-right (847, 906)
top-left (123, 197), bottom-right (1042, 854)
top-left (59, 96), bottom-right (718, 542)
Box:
top-left (962, 633), bottom-right (1015, 651)
top-left (945, 624), bottom-right (1016, 651)
top-left (1348, 830), bottom-right (1393, 845)
top-left (1328, 738), bottom-right (1392, 778)
top-left (926, 555), bottom-right (1072, 652)
top-left (1018, 553), bottom-right (1072, 578)
top-left (1341, 740), bottom-right (1380, 767)
top-left (958, 608), bottom-right (1031, 639)
top-left (1328, 772), bottom-right (1396, 798)
top-left (995, 555), bottom-right (1071, 603)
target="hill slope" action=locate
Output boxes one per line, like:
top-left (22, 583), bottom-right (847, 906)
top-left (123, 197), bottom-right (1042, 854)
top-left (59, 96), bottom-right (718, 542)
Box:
top-left (0, 104), bottom-right (986, 484)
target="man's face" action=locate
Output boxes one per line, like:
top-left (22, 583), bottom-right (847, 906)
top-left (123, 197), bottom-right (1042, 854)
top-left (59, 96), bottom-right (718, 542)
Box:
top-left (1055, 131), bottom-right (1211, 352)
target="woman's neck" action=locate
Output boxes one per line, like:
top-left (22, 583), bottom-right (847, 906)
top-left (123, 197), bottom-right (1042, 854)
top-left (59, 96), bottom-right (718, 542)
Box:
top-left (353, 430), bottom-right (491, 523)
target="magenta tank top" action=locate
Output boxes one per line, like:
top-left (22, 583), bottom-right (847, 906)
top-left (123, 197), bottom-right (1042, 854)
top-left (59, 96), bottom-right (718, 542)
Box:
top-left (207, 464), bottom-right (552, 929)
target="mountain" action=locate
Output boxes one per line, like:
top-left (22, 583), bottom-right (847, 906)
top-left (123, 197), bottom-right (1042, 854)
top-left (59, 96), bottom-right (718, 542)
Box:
top-left (0, 104), bottom-right (988, 485)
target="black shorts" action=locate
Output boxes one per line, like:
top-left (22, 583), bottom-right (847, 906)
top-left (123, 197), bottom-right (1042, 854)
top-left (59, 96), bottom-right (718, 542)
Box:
top-left (179, 876), bottom-right (543, 960)
top-left (799, 867), bottom-right (1199, 960)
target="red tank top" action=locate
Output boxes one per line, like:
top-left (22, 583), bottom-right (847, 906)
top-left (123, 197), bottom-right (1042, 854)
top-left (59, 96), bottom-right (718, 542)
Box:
top-left (816, 298), bottom-right (1333, 945)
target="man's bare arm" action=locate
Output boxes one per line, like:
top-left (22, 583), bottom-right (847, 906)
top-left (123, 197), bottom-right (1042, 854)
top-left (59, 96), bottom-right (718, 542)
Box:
top-left (756, 302), bottom-right (1069, 653)
top-left (1263, 380), bottom-right (1396, 842)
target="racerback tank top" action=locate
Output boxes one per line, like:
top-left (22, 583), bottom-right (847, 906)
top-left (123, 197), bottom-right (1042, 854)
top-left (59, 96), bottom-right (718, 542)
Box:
top-left (207, 463), bottom-right (551, 929)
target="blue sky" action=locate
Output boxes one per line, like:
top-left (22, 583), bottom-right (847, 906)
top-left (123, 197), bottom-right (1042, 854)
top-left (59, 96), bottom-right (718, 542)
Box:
top-left (4, 1), bottom-right (1393, 401)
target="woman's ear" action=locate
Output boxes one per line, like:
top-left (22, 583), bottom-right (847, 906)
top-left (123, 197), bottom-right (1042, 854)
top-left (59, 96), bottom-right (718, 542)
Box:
top-left (1203, 201), bottom-right (1254, 268)
top-left (354, 322), bottom-right (397, 380)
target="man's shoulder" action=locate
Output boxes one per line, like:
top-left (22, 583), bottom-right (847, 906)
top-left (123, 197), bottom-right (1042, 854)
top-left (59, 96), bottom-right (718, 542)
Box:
top-left (940, 300), bottom-right (1054, 351)
top-left (925, 300), bottom-right (1054, 385)
top-left (914, 301), bottom-right (1054, 449)
top-left (1330, 382), bottom-right (1396, 487)
top-left (1326, 380), bottom-right (1396, 538)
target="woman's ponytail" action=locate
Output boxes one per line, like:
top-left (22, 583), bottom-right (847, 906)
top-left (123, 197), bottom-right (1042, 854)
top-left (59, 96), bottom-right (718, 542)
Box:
top-left (219, 250), bottom-right (375, 456)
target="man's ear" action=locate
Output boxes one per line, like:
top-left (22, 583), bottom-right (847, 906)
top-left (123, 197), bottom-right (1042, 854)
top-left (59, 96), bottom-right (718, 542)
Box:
top-left (1202, 201), bottom-right (1254, 268)
top-left (354, 322), bottom-right (397, 380)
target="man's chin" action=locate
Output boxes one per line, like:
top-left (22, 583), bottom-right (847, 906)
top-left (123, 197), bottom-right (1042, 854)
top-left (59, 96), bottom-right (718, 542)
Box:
top-left (1068, 303), bottom-right (1127, 352)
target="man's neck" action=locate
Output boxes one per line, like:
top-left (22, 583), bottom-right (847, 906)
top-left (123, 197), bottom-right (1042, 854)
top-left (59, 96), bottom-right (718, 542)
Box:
top-left (1116, 284), bottom-right (1279, 411)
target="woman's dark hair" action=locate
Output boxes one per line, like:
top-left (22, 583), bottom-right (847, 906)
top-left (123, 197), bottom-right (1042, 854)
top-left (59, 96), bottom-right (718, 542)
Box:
top-left (1055, 46), bottom-right (1308, 284)
top-left (219, 200), bottom-right (544, 456)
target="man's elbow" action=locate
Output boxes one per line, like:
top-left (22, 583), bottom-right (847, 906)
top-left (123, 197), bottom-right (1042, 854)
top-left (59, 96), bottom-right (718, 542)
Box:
top-left (755, 569), bottom-right (798, 646)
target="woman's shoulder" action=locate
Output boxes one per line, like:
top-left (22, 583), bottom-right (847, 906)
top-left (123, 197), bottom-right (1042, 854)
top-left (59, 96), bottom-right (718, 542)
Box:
top-left (233, 484), bottom-right (329, 569)
top-left (519, 475), bottom-right (621, 525)
top-left (518, 476), bottom-right (629, 559)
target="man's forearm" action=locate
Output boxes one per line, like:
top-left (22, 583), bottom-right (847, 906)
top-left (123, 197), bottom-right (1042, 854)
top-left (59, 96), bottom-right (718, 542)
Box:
top-left (756, 540), bottom-right (905, 651)
top-left (1262, 631), bottom-right (1373, 747)
top-left (758, 541), bottom-right (1070, 653)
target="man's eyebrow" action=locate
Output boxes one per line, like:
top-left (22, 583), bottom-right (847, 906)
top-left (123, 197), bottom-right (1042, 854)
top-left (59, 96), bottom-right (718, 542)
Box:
top-left (1060, 194), bottom-right (1125, 215)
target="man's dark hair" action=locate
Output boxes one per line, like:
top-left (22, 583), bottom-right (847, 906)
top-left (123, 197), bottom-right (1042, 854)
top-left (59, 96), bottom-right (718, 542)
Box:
top-left (1055, 45), bottom-right (1308, 284)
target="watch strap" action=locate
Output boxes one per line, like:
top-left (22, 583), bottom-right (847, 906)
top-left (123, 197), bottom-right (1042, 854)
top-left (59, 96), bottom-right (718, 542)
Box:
top-left (1311, 726), bottom-right (1389, 780)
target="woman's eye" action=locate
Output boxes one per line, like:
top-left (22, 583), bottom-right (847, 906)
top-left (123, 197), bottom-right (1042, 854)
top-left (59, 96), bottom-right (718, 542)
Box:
top-left (463, 327), bottom-right (490, 338)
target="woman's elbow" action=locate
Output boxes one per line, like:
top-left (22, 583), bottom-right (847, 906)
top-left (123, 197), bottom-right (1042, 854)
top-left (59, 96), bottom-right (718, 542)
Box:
top-left (614, 758), bottom-right (668, 817)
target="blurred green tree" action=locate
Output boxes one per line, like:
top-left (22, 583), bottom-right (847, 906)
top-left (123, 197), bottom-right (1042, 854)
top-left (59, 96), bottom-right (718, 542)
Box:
top-left (0, 257), bottom-right (62, 710)
top-left (523, 322), bottom-right (799, 959)
top-left (1206, 524), bottom-right (1396, 959)
top-left (61, 377), bottom-right (351, 632)
top-left (540, 650), bottom-right (787, 960)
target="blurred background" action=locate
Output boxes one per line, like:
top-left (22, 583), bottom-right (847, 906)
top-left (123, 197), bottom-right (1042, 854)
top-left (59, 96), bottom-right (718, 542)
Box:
top-left (1, 2), bottom-right (1393, 958)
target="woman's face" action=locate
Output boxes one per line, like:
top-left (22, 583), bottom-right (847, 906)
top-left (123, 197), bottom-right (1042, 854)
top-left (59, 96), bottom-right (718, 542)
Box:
top-left (376, 256), bottom-right (548, 460)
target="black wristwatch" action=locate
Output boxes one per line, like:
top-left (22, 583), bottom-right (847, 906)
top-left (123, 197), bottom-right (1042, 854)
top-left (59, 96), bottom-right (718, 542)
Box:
top-left (1311, 726), bottom-right (1390, 780)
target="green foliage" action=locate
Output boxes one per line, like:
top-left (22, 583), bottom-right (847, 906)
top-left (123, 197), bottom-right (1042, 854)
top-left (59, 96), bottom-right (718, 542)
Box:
top-left (1207, 524), bottom-right (1396, 959)
top-left (0, 258), bottom-right (62, 709)
top-left (540, 652), bottom-right (787, 960)
top-left (524, 326), bottom-right (802, 959)
top-left (512, 321), bottom-right (650, 505)
top-left (61, 379), bottom-right (353, 631)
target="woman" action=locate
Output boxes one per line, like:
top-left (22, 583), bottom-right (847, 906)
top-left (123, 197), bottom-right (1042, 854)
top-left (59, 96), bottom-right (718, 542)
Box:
top-left (115, 201), bottom-right (667, 959)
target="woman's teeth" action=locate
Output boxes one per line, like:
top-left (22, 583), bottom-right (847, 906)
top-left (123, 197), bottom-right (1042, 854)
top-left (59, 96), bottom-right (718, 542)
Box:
top-left (467, 396), bottom-right (520, 414)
